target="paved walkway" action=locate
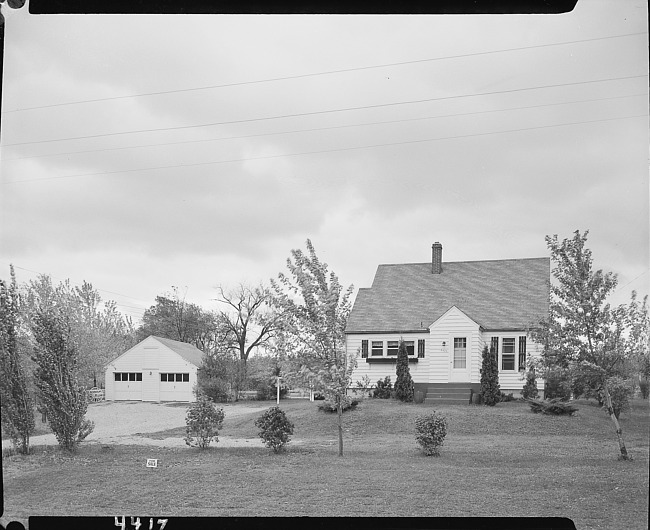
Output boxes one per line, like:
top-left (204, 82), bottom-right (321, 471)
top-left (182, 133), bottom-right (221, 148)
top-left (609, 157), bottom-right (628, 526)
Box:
top-left (3, 401), bottom-right (270, 449)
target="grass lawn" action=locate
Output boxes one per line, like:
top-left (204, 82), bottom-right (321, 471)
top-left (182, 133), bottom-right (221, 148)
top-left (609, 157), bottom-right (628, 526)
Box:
top-left (2, 397), bottom-right (648, 529)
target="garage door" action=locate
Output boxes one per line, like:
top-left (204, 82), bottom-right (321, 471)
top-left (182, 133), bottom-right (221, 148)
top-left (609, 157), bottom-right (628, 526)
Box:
top-left (159, 372), bottom-right (190, 401)
top-left (113, 372), bottom-right (142, 400)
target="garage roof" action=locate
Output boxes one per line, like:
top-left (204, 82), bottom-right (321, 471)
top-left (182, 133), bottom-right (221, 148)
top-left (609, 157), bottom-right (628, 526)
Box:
top-left (152, 336), bottom-right (205, 367)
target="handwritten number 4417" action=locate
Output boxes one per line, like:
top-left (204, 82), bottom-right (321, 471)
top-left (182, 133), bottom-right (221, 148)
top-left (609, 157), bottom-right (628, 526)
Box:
top-left (115, 517), bottom-right (168, 530)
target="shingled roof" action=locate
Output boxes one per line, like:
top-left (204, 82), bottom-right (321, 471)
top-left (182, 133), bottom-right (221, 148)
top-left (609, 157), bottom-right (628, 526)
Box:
top-left (345, 257), bottom-right (550, 333)
top-left (152, 336), bottom-right (205, 367)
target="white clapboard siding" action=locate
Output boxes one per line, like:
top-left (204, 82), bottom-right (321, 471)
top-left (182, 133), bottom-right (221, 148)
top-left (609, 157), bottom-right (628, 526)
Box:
top-left (482, 333), bottom-right (545, 392)
top-left (429, 306), bottom-right (480, 383)
top-left (346, 333), bottom-right (430, 386)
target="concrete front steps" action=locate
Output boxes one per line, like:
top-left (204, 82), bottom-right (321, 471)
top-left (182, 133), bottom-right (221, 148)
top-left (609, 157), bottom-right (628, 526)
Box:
top-left (424, 383), bottom-right (474, 405)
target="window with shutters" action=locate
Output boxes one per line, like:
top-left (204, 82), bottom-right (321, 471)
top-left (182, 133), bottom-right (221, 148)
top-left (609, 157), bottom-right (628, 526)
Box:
top-left (404, 341), bottom-right (415, 355)
top-left (371, 341), bottom-right (383, 356)
top-left (518, 336), bottom-right (527, 371)
top-left (502, 338), bottom-right (516, 370)
top-left (387, 341), bottom-right (399, 356)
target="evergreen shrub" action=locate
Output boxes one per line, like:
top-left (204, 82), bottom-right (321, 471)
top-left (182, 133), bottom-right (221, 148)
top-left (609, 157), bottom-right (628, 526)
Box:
top-left (499, 392), bottom-right (515, 402)
top-left (373, 376), bottom-right (393, 399)
top-left (317, 395), bottom-right (359, 413)
top-left (184, 395), bottom-right (225, 448)
top-left (526, 398), bottom-right (578, 416)
top-left (479, 345), bottom-right (500, 406)
top-left (415, 412), bottom-right (448, 456)
top-left (255, 406), bottom-right (294, 453)
top-left (394, 340), bottom-right (414, 402)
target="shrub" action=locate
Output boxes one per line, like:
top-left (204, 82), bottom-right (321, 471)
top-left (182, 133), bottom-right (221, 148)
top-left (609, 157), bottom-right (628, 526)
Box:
top-left (639, 378), bottom-right (649, 400)
top-left (353, 375), bottom-right (374, 398)
top-left (479, 345), bottom-right (500, 406)
top-left (196, 376), bottom-right (232, 403)
top-left (526, 398), bottom-right (578, 416)
top-left (394, 339), bottom-right (414, 402)
top-left (604, 376), bottom-right (634, 419)
top-left (254, 406), bottom-right (294, 453)
top-left (373, 376), bottom-right (393, 399)
top-left (184, 395), bottom-right (225, 449)
top-left (415, 412), bottom-right (448, 456)
top-left (542, 368), bottom-right (572, 401)
top-left (521, 366), bottom-right (539, 400)
top-left (499, 392), bottom-right (515, 402)
top-left (317, 395), bottom-right (359, 413)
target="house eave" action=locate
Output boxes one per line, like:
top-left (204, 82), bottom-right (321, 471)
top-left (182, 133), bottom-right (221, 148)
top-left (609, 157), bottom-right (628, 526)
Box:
top-left (345, 329), bottom-right (427, 335)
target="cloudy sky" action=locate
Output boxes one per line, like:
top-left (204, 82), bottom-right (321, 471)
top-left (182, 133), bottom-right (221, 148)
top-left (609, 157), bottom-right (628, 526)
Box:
top-left (1, 1), bottom-right (648, 324)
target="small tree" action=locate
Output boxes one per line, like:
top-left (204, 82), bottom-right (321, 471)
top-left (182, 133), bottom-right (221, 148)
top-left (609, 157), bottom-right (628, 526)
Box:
top-left (394, 339), bottom-right (414, 402)
top-left (0, 266), bottom-right (35, 454)
top-left (255, 406), bottom-right (294, 453)
top-left (521, 363), bottom-right (539, 400)
top-left (480, 345), bottom-right (500, 406)
top-left (184, 394), bottom-right (225, 448)
top-left (32, 309), bottom-right (94, 452)
top-left (415, 412), bottom-right (448, 456)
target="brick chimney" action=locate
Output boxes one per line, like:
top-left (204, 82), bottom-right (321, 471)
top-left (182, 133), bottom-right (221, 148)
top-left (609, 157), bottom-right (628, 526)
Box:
top-left (432, 242), bottom-right (442, 274)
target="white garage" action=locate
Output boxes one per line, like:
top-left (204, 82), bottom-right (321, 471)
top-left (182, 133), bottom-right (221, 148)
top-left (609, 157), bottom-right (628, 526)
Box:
top-left (104, 335), bottom-right (204, 402)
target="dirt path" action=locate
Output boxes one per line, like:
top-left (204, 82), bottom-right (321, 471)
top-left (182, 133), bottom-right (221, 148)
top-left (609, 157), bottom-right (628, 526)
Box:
top-left (3, 401), bottom-right (270, 449)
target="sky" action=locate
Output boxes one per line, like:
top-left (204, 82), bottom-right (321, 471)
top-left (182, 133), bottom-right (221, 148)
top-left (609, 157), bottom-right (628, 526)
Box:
top-left (0, 1), bottom-right (648, 325)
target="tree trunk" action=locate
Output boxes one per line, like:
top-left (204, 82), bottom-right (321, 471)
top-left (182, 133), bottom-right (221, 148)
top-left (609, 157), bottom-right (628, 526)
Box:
top-left (602, 381), bottom-right (632, 460)
top-left (337, 400), bottom-right (343, 457)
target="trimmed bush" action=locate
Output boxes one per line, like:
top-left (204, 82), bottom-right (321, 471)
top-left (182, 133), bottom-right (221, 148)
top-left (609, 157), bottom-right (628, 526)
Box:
top-left (317, 395), bottom-right (359, 413)
top-left (415, 412), bottom-right (448, 457)
top-left (394, 339), bottom-right (414, 402)
top-left (254, 406), bottom-right (294, 453)
top-left (499, 392), bottom-right (515, 402)
top-left (373, 376), bottom-right (393, 399)
top-left (526, 398), bottom-right (578, 416)
top-left (184, 395), bottom-right (225, 448)
top-left (479, 345), bottom-right (500, 406)
top-left (521, 366), bottom-right (539, 400)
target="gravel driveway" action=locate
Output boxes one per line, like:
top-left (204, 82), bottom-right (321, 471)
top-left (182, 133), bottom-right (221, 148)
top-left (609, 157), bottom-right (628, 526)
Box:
top-left (3, 401), bottom-right (271, 449)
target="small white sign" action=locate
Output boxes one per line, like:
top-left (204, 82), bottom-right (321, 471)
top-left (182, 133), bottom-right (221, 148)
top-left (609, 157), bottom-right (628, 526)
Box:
top-left (146, 459), bottom-right (158, 468)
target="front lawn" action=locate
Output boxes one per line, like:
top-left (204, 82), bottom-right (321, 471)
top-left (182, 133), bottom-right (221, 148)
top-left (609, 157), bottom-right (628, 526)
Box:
top-left (2, 398), bottom-right (648, 529)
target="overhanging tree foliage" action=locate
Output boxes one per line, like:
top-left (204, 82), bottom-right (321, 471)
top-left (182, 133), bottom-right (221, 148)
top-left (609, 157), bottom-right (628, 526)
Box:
top-left (394, 339), bottom-right (414, 402)
top-left (532, 230), bottom-right (635, 460)
top-left (0, 265), bottom-right (35, 454)
top-left (271, 239), bottom-right (356, 457)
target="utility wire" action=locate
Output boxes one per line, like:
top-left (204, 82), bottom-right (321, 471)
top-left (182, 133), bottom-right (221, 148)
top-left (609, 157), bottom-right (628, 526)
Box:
top-left (3, 92), bottom-right (645, 162)
top-left (2, 31), bottom-right (646, 114)
top-left (2, 73), bottom-right (645, 148)
top-left (3, 113), bottom-right (646, 185)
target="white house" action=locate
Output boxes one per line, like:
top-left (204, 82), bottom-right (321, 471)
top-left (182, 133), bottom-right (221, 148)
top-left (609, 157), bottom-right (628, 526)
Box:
top-left (104, 335), bottom-right (204, 402)
top-left (345, 242), bottom-right (549, 404)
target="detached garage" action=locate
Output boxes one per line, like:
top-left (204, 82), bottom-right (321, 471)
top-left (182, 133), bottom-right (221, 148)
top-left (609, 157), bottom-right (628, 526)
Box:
top-left (104, 335), bottom-right (204, 402)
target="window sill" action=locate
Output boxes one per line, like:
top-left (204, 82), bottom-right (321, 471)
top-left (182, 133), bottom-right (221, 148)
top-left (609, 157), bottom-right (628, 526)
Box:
top-left (365, 357), bottom-right (419, 364)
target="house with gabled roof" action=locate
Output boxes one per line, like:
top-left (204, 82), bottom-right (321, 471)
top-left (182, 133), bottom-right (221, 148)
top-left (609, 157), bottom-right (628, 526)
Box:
top-left (345, 242), bottom-right (549, 404)
top-left (104, 335), bottom-right (204, 402)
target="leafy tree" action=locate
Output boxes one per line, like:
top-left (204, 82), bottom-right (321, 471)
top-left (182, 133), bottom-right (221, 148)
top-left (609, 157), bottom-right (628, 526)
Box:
top-left (137, 287), bottom-right (223, 354)
top-left (480, 345), bottom-right (500, 405)
top-left (394, 339), bottom-right (414, 402)
top-left (415, 412), bottom-right (448, 456)
top-left (626, 291), bottom-right (649, 389)
top-left (31, 308), bottom-right (94, 452)
top-left (24, 275), bottom-right (135, 388)
top-left (533, 230), bottom-right (635, 460)
top-left (0, 265), bottom-right (35, 454)
top-left (271, 239), bottom-right (356, 456)
top-left (214, 283), bottom-right (285, 396)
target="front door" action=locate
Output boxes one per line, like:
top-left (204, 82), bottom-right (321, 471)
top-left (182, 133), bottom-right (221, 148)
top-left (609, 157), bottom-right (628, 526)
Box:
top-left (449, 337), bottom-right (470, 382)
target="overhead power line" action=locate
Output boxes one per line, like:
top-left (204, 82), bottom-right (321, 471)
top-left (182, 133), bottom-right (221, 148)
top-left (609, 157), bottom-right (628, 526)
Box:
top-left (3, 113), bottom-right (646, 185)
top-left (2, 31), bottom-right (646, 114)
top-left (3, 93), bottom-right (645, 162)
top-left (2, 73), bottom-right (645, 148)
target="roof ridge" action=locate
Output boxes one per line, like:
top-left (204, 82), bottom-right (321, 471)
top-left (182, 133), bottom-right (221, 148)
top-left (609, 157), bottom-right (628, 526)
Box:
top-left (377, 256), bottom-right (548, 267)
